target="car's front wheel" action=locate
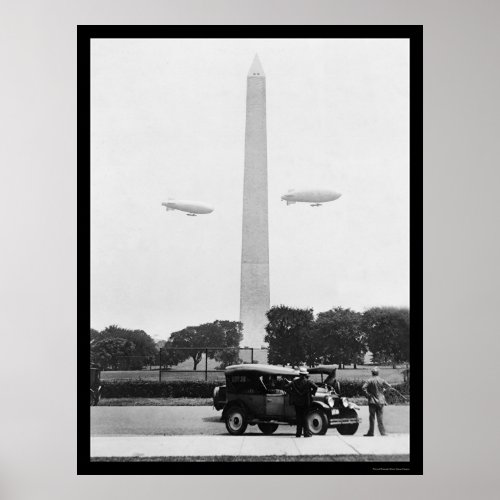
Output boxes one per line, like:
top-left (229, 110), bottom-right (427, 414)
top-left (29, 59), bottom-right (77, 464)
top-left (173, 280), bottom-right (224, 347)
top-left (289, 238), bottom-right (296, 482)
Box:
top-left (225, 406), bottom-right (248, 435)
top-left (306, 408), bottom-right (328, 435)
top-left (258, 423), bottom-right (279, 435)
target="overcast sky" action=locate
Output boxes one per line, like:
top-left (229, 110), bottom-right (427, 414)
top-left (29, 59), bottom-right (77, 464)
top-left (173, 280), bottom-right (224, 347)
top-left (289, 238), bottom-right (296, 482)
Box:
top-left (90, 38), bottom-right (409, 341)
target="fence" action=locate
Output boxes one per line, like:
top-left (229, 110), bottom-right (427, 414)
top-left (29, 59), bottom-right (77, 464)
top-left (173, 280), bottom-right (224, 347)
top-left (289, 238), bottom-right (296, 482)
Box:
top-left (94, 348), bottom-right (409, 384)
top-left (158, 347), bottom-right (269, 382)
top-left (93, 348), bottom-right (269, 382)
top-left (93, 354), bottom-right (158, 382)
top-left (103, 355), bottom-right (157, 371)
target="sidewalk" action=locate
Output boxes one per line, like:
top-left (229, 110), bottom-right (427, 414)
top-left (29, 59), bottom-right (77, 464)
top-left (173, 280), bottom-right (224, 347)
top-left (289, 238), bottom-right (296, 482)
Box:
top-left (91, 434), bottom-right (409, 458)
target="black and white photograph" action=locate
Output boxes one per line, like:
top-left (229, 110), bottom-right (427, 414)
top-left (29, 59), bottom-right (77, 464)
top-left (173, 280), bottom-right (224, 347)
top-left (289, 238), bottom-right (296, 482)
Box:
top-left (79, 26), bottom-right (422, 474)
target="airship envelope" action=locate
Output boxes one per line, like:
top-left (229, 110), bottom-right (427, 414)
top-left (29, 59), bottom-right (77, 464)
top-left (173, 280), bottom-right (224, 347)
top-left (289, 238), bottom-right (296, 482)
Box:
top-left (162, 199), bottom-right (214, 216)
top-left (281, 188), bottom-right (342, 206)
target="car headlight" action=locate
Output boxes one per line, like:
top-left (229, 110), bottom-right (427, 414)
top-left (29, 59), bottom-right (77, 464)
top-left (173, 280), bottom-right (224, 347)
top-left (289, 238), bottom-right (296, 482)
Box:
top-left (327, 396), bottom-right (334, 408)
top-left (342, 397), bottom-right (349, 408)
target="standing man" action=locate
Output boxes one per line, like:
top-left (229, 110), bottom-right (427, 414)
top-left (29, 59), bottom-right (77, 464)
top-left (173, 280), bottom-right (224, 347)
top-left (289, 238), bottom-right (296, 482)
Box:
top-left (362, 367), bottom-right (392, 436)
top-left (286, 367), bottom-right (318, 437)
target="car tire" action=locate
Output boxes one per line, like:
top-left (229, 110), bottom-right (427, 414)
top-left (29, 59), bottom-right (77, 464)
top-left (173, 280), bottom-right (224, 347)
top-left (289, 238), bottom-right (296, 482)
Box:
top-left (306, 408), bottom-right (329, 435)
top-left (258, 423), bottom-right (279, 435)
top-left (225, 405), bottom-right (248, 435)
top-left (337, 408), bottom-right (359, 435)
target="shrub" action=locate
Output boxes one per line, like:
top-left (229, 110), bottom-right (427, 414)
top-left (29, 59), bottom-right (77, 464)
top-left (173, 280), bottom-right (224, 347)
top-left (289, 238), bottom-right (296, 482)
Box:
top-left (101, 380), bottom-right (218, 398)
top-left (336, 380), bottom-right (364, 397)
top-left (101, 378), bottom-right (410, 401)
top-left (336, 379), bottom-right (410, 402)
top-left (386, 381), bottom-right (410, 404)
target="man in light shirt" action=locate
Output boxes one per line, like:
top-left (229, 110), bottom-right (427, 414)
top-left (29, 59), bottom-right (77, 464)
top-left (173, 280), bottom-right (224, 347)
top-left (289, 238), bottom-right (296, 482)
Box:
top-left (362, 367), bottom-right (392, 436)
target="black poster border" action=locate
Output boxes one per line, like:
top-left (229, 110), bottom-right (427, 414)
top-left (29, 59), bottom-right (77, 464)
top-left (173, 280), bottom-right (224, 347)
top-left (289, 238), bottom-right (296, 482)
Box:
top-left (78, 24), bottom-right (423, 475)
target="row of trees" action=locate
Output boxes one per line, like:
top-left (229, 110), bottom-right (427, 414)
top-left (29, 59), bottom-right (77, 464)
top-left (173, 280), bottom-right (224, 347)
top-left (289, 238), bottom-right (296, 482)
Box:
top-left (90, 321), bottom-right (243, 370)
top-left (90, 305), bottom-right (409, 371)
top-left (265, 305), bottom-right (409, 368)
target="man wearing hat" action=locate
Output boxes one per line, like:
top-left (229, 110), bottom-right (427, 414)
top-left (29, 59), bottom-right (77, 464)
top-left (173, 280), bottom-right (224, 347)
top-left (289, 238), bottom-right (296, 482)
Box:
top-left (362, 367), bottom-right (392, 436)
top-left (286, 366), bottom-right (318, 437)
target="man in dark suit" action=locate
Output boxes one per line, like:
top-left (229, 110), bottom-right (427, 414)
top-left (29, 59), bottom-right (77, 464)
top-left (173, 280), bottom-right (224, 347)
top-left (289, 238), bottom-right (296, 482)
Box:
top-left (362, 367), bottom-right (392, 436)
top-left (286, 367), bottom-right (318, 437)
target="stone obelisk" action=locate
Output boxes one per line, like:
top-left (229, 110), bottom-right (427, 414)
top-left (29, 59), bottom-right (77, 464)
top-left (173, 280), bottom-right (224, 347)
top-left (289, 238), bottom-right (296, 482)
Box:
top-left (240, 55), bottom-right (270, 348)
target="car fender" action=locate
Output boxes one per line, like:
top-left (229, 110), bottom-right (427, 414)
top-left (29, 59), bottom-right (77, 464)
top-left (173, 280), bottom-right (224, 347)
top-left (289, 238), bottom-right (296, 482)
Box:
top-left (310, 401), bottom-right (330, 412)
top-left (222, 400), bottom-right (248, 419)
top-left (213, 386), bottom-right (225, 411)
top-left (347, 402), bottom-right (360, 411)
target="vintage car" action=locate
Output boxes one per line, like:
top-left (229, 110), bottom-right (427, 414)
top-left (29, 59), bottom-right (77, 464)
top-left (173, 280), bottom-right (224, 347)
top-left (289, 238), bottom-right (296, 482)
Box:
top-left (213, 364), bottom-right (360, 436)
top-left (90, 364), bottom-right (102, 406)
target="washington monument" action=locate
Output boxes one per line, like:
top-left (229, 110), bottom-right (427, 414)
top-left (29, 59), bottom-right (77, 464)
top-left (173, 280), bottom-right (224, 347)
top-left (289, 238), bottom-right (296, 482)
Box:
top-left (240, 55), bottom-right (270, 348)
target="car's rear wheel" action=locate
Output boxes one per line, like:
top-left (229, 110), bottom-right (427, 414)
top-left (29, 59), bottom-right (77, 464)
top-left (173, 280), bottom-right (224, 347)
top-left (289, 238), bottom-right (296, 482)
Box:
top-left (337, 408), bottom-right (359, 435)
top-left (258, 423), bottom-right (279, 435)
top-left (306, 408), bottom-right (328, 435)
top-left (225, 406), bottom-right (248, 435)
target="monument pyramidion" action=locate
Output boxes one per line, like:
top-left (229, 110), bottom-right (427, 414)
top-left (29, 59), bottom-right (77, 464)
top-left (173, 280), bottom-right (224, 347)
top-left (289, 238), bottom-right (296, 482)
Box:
top-left (240, 55), bottom-right (270, 349)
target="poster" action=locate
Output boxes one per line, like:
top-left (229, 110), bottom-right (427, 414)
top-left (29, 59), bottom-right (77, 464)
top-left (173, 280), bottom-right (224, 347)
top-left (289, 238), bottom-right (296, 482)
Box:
top-left (79, 25), bottom-right (422, 475)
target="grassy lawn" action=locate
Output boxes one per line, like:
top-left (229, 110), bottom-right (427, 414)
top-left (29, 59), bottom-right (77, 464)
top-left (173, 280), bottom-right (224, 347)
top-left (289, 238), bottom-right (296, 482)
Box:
top-left (324, 366), bottom-right (406, 384)
top-left (92, 454), bottom-right (409, 462)
top-left (100, 370), bottom-right (226, 382)
top-left (99, 397), bottom-right (214, 406)
top-left (98, 396), bottom-right (408, 406)
top-left (100, 365), bottom-right (406, 384)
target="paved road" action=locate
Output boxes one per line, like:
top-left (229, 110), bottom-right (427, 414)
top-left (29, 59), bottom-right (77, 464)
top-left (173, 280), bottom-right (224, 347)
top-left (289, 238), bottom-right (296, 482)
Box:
top-left (91, 405), bottom-right (409, 436)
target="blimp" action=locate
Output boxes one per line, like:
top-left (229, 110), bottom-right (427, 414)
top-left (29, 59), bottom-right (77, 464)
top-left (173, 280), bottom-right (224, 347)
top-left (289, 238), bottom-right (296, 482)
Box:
top-left (161, 199), bottom-right (214, 217)
top-left (281, 188), bottom-right (342, 207)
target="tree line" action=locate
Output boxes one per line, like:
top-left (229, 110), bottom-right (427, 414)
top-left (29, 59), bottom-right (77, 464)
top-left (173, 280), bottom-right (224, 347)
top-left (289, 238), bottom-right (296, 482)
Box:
top-left (90, 321), bottom-right (243, 370)
top-left (265, 305), bottom-right (410, 368)
top-left (90, 305), bottom-right (409, 371)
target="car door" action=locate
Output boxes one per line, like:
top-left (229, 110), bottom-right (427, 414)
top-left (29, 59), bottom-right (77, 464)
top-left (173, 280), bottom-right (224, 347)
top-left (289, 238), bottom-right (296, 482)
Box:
top-left (265, 393), bottom-right (285, 419)
top-left (283, 392), bottom-right (296, 420)
top-left (240, 393), bottom-right (266, 416)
